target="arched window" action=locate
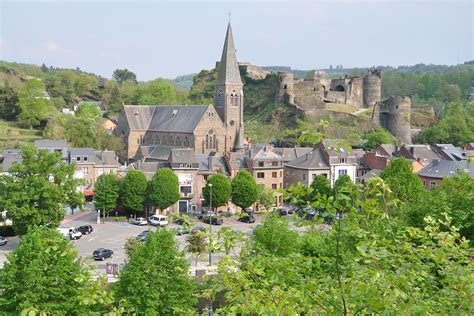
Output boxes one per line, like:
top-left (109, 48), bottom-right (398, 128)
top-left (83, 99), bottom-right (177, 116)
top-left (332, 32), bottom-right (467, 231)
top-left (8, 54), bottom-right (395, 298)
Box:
top-left (217, 89), bottom-right (224, 107)
top-left (213, 135), bottom-right (216, 149)
top-left (230, 90), bottom-right (239, 107)
top-left (205, 135), bottom-right (209, 149)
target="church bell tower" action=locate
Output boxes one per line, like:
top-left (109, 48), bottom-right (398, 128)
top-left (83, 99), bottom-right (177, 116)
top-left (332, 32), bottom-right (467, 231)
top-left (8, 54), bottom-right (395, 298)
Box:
top-left (214, 22), bottom-right (244, 152)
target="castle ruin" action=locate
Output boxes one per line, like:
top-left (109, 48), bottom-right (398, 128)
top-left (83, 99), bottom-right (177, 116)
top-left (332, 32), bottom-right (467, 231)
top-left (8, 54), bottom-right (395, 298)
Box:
top-left (372, 96), bottom-right (412, 144)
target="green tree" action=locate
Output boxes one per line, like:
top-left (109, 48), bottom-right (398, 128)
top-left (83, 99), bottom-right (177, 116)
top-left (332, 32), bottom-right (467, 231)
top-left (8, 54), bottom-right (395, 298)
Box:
top-left (17, 79), bottom-right (48, 128)
top-left (231, 170), bottom-right (259, 210)
top-left (0, 146), bottom-right (83, 235)
top-left (114, 229), bottom-right (196, 313)
top-left (0, 227), bottom-right (95, 313)
top-left (380, 157), bottom-right (424, 205)
top-left (120, 170), bottom-right (148, 216)
top-left (218, 226), bottom-right (246, 257)
top-left (75, 102), bottom-right (101, 122)
top-left (363, 128), bottom-right (394, 150)
top-left (112, 68), bottom-right (137, 85)
top-left (0, 81), bottom-right (19, 120)
top-left (186, 230), bottom-right (207, 266)
top-left (435, 83), bottom-right (462, 104)
top-left (253, 214), bottom-right (300, 256)
top-left (148, 168), bottom-right (180, 213)
top-left (257, 184), bottom-right (275, 210)
top-left (94, 173), bottom-right (120, 218)
top-left (310, 175), bottom-right (334, 197)
top-left (203, 173), bottom-right (231, 210)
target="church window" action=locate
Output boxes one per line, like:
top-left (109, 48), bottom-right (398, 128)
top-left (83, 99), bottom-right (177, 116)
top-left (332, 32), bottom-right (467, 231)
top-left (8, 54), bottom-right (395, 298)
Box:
top-left (217, 89), bottom-right (224, 107)
top-left (213, 135), bottom-right (216, 149)
top-left (230, 90), bottom-right (239, 107)
top-left (206, 135), bottom-right (209, 149)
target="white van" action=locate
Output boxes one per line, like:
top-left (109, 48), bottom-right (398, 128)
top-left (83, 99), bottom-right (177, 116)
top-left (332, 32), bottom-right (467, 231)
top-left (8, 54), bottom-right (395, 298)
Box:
top-left (148, 215), bottom-right (169, 227)
top-left (57, 227), bottom-right (82, 240)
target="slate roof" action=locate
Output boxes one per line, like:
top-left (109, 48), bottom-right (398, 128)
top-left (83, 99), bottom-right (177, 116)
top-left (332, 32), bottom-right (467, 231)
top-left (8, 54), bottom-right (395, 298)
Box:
top-left (196, 153), bottom-right (230, 176)
top-left (226, 152), bottom-right (248, 170)
top-left (274, 147), bottom-right (313, 162)
top-left (432, 144), bottom-right (466, 161)
top-left (1, 150), bottom-right (22, 172)
top-left (123, 105), bottom-right (210, 133)
top-left (144, 146), bottom-right (176, 161)
top-left (95, 151), bottom-right (119, 166)
top-left (400, 144), bottom-right (441, 164)
top-left (216, 23), bottom-right (242, 86)
top-left (359, 169), bottom-right (382, 181)
top-left (169, 148), bottom-right (198, 165)
top-left (128, 161), bottom-right (168, 180)
top-left (69, 148), bottom-right (96, 164)
top-left (248, 145), bottom-right (282, 160)
top-left (285, 147), bottom-right (329, 170)
top-left (321, 139), bottom-right (354, 158)
top-left (377, 144), bottom-right (395, 157)
top-left (418, 160), bottom-right (474, 179)
top-left (34, 139), bottom-right (68, 148)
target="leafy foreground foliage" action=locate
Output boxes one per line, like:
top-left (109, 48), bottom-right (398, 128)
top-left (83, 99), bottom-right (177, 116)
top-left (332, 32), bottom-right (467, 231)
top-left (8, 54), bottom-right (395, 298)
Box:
top-left (114, 229), bottom-right (196, 314)
top-left (0, 227), bottom-right (95, 313)
top-left (215, 177), bottom-right (474, 314)
top-left (0, 146), bottom-right (83, 235)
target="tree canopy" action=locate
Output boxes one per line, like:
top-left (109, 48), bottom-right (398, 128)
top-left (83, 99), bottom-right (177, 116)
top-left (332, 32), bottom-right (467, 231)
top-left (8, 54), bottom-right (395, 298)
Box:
top-left (93, 173), bottom-right (120, 216)
top-left (148, 168), bottom-right (180, 212)
top-left (17, 79), bottom-right (48, 128)
top-left (120, 170), bottom-right (148, 216)
top-left (75, 102), bottom-right (102, 121)
top-left (112, 68), bottom-right (137, 85)
top-left (231, 170), bottom-right (259, 210)
top-left (203, 173), bottom-right (231, 210)
top-left (114, 228), bottom-right (196, 313)
top-left (0, 146), bottom-right (83, 235)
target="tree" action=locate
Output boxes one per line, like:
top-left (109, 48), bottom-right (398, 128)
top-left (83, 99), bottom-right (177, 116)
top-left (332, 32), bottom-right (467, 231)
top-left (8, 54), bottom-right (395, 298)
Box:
top-left (310, 175), bottom-right (333, 198)
top-left (203, 173), bottom-right (231, 210)
top-left (0, 81), bottom-right (19, 120)
top-left (17, 79), bottom-right (48, 128)
top-left (0, 146), bottom-right (83, 235)
top-left (0, 227), bottom-right (94, 313)
top-left (148, 168), bottom-right (180, 213)
top-left (114, 229), bottom-right (196, 313)
top-left (186, 230), bottom-right (207, 266)
top-left (120, 170), bottom-right (148, 216)
top-left (380, 157), bottom-right (425, 205)
top-left (257, 184), bottom-right (275, 210)
top-left (364, 128), bottom-right (394, 150)
top-left (75, 102), bottom-right (101, 122)
top-left (231, 170), bottom-right (259, 211)
top-left (112, 68), bottom-right (137, 85)
top-left (217, 226), bottom-right (246, 257)
top-left (252, 214), bottom-right (300, 256)
top-left (94, 173), bottom-right (120, 218)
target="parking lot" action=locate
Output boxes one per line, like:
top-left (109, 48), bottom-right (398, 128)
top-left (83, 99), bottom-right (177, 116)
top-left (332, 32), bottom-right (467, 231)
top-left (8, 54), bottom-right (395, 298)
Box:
top-left (0, 210), bottom-right (263, 278)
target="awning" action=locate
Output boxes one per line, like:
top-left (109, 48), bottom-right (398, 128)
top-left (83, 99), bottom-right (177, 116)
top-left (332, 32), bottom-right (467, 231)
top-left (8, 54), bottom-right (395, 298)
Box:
top-left (83, 190), bottom-right (94, 196)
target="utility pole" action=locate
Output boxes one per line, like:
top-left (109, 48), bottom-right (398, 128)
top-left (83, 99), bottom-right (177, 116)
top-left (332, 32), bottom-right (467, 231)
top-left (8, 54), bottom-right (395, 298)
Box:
top-left (208, 183), bottom-right (213, 266)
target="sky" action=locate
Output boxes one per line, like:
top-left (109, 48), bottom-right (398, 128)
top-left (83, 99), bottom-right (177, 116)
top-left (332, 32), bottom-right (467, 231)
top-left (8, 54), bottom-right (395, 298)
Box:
top-left (0, 0), bottom-right (472, 81)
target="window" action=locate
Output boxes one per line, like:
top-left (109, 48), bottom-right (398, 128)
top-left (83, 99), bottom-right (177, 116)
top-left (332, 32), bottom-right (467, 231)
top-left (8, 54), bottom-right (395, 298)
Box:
top-left (217, 89), bottom-right (224, 107)
top-left (205, 135), bottom-right (209, 149)
top-left (272, 184), bottom-right (277, 190)
top-left (76, 156), bottom-right (81, 162)
top-left (339, 158), bottom-right (346, 163)
top-left (423, 181), bottom-right (426, 187)
top-left (83, 156), bottom-right (88, 162)
top-left (321, 173), bottom-right (328, 179)
top-left (338, 169), bottom-right (347, 176)
top-left (257, 172), bottom-right (265, 179)
top-left (180, 186), bottom-right (192, 196)
top-left (430, 181), bottom-right (436, 188)
top-left (312, 174), bottom-right (317, 180)
top-left (279, 183), bottom-right (283, 189)
top-left (303, 174), bottom-right (306, 181)
top-left (280, 171), bottom-right (283, 177)
top-left (258, 162), bottom-right (264, 167)
top-left (272, 172), bottom-right (277, 178)
top-left (272, 161), bottom-right (278, 166)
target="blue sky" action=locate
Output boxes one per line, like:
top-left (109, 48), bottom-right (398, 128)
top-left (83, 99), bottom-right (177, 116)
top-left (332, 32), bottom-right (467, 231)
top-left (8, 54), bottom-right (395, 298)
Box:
top-left (1, 0), bottom-right (472, 81)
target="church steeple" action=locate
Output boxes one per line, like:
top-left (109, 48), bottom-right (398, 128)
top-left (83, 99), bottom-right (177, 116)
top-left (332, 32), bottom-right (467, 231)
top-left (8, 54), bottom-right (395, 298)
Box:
top-left (214, 22), bottom-right (244, 153)
top-left (216, 23), bottom-right (242, 86)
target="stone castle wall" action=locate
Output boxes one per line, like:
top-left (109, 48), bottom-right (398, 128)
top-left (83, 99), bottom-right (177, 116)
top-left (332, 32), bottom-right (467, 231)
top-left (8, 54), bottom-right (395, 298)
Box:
top-left (372, 96), bottom-right (412, 144)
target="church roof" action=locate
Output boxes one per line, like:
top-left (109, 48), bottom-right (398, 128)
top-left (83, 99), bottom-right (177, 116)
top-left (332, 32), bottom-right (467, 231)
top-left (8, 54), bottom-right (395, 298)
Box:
top-left (216, 23), bottom-right (242, 86)
top-left (123, 105), bottom-right (210, 133)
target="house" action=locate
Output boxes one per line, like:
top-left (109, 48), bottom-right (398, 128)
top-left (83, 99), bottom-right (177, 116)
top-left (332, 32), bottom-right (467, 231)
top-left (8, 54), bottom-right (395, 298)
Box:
top-left (284, 146), bottom-right (330, 188)
top-left (431, 144), bottom-right (467, 161)
top-left (396, 144), bottom-right (440, 172)
top-left (317, 139), bottom-right (358, 186)
top-left (101, 118), bottom-right (117, 133)
top-left (0, 149), bottom-right (22, 173)
top-left (34, 139), bottom-right (68, 160)
top-left (68, 148), bottom-right (96, 193)
top-left (418, 159), bottom-right (474, 189)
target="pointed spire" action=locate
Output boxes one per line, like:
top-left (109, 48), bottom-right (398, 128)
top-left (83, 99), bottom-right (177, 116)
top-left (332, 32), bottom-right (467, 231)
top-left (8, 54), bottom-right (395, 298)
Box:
top-left (216, 23), bottom-right (242, 86)
top-left (234, 126), bottom-right (245, 151)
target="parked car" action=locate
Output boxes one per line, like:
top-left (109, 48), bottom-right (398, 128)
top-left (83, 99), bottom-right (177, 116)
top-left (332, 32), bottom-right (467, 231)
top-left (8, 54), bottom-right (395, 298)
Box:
top-left (202, 216), bottom-right (223, 225)
top-left (92, 248), bottom-right (113, 261)
top-left (0, 236), bottom-right (7, 246)
top-left (136, 230), bottom-right (150, 242)
top-left (275, 208), bottom-right (288, 216)
top-left (239, 214), bottom-right (255, 223)
top-left (131, 217), bottom-right (148, 226)
top-left (148, 215), bottom-right (169, 227)
top-left (57, 227), bottom-right (82, 240)
top-left (244, 208), bottom-right (254, 215)
top-left (77, 225), bottom-right (93, 235)
top-left (176, 226), bottom-right (190, 235)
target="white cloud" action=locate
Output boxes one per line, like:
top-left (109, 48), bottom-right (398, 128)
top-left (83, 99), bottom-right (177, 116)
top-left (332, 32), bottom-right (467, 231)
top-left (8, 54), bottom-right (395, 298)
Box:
top-left (43, 40), bottom-right (72, 53)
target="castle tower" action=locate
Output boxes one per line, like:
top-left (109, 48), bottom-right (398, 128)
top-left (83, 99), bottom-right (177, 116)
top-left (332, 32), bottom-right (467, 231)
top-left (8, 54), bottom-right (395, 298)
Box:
top-left (372, 96), bottom-right (412, 144)
top-left (363, 68), bottom-right (382, 108)
top-left (214, 22), bottom-right (244, 153)
top-left (276, 71), bottom-right (294, 104)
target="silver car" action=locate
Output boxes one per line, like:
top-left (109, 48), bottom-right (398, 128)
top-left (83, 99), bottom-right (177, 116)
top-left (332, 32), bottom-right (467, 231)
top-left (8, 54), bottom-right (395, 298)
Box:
top-left (0, 236), bottom-right (7, 246)
top-left (131, 217), bottom-right (148, 226)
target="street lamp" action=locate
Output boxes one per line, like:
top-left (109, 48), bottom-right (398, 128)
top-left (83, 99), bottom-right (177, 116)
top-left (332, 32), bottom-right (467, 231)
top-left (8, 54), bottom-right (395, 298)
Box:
top-left (208, 183), bottom-right (213, 266)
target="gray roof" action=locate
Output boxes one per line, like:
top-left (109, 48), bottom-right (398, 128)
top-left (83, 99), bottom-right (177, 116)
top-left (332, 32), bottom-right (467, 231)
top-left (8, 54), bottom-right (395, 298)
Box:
top-left (402, 145), bottom-right (441, 164)
top-left (359, 169), bottom-right (382, 181)
top-left (123, 105), bottom-right (210, 133)
top-left (1, 151), bottom-right (22, 172)
top-left (69, 148), bottom-right (96, 164)
top-left (285, 147), bottom-right (329, 170)
top-left (128, 161), bottom-right (168, 180)
top-left (321, 139), bottom-right (354, 158)
top-left (169, 148), bottom-right (198, 165)
top-left (95, 151), bottom-right (119, 166)
top-left (418, 160), bottom-right (474, 179)
top-left (234, 127), bottom-right (245, 150)
top-left (378, 144), bottom-right (395, 157)
top-left (274, 147), bottom-right (313, 162)
top-left (34, 139), bottom-right (68, 148)
top-left (216, 23), bottom-right (242, 86)
top-left (145, 146), bottom-right (175, 161)
top-left (248, 145), bottom-right (282, 160)
top-left (226, 151), bottom-right (248, 170)
top-left (196, 153), bottom-right (230, 176)
top-left (433, 144), bottom-right (466, 161)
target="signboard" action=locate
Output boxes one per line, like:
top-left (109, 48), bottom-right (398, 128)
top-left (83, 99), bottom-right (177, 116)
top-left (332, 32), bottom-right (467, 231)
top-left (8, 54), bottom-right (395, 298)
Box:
top-left (178, 174), bottom-right (193, 186)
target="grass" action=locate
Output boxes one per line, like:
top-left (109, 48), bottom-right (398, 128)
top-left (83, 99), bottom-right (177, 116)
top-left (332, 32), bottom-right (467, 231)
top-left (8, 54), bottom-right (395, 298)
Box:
top-left (325, 103), bottom-right (358, 114)
top-left (0, 120), bottom-right (42, 148)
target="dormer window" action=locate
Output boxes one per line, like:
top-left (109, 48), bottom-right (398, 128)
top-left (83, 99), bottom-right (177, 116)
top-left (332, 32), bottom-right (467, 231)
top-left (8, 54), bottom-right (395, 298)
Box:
top-left (77, 156), bottom-right (81, 162)
top-left (339, 158), bottom-right (346, 163)
top-left (84, 156), bottom-right (88, 162)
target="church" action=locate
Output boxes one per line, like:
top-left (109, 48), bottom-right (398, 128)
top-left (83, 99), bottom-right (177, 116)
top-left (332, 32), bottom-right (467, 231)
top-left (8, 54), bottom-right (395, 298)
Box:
top-left (116, 23), bottom-right (245, 161)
